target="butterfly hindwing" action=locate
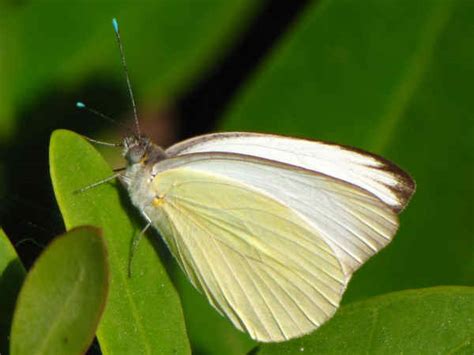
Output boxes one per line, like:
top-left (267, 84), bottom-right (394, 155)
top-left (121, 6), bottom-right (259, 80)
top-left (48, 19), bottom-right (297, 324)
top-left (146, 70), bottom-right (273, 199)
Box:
top-left (153, 153), bottom-right (400, 275)
top-left (146, 166), bottom-right (346, 342)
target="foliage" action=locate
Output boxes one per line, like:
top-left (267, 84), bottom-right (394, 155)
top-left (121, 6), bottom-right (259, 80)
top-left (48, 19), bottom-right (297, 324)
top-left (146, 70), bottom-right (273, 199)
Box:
top-left (8, 227), bottom-right (108, 355)
top-left (257, 287), bottom-right (474, 354)
top-left (0, 229), bottom-right (26, 354)
top-left (50, 130), bottom-right (190, 354)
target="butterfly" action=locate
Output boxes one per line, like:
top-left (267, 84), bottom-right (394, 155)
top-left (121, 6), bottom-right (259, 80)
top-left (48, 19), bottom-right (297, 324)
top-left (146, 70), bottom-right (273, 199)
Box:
top-left (119, 131), bottom-right (415, 342)
top-left (80, 18), bottom-right (415, 343)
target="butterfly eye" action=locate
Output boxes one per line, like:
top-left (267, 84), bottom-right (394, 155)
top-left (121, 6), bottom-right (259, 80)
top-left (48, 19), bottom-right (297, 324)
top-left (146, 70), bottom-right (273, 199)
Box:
top-left (126, 146), bottom-right (145, 164)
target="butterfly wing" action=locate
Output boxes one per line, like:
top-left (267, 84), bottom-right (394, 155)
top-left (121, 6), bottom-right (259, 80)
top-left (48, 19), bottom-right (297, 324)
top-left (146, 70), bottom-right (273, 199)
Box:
top-left (166, 132), bottom-right (415, 212)
top-left (146, 164), bottom-right (346, 342)
top-left (153, 153), bottom-right (400, 275)
top-left (142, 152), bottom-right (401, 341)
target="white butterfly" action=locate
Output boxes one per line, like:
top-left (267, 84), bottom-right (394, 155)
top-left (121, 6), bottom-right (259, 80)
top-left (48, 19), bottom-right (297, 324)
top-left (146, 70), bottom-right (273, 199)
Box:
top-left (120, 131), bottom-right (415, 342)
top-left (83, 18), bottom-right (415, 343)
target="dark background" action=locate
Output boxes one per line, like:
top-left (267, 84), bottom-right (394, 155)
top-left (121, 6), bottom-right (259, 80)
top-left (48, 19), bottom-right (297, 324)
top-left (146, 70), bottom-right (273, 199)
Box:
top-left (0, 1), bottom-right (308, 267)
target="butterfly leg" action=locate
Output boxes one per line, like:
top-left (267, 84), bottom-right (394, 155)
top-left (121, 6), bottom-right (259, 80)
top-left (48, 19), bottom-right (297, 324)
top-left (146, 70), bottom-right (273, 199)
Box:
top-left (128, 219), bottom-right (152, 278)
top-left (74, 173), bottom-right (122, 194)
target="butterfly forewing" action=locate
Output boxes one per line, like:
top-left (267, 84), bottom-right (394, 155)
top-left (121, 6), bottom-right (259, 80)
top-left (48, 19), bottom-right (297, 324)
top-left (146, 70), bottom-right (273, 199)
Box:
top-left (166, 132), bottom-right (415, 212)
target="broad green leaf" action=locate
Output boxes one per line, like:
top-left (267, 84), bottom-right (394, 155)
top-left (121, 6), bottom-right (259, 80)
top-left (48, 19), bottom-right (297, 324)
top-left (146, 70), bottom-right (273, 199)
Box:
top-left (221, 0), bottom-right (473, 301)
top-left (49, 129), bottom-right (190, 354)
top-left (0, 1), bottom-right (259, 139)
top-left (173, 266), bottom-right (256, 355)
top-left (0, 228), bottom-right (26, 355)
top-left (257, 287), bottom-right (474, 354)
top-left (10, 226), bottom-right (108, 355)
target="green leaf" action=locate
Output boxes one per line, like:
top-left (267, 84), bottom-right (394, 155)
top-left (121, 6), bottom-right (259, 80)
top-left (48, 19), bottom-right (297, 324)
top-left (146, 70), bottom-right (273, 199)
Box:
top-left (0, 1), bottom-right (259, 139)
top-left (49, 129), bottom-right (190, 354)
top-left (0, 228), bottom-right (26, 355)
top-left (10, 226), bottom-right (108, 355)
top-left (221, 0), bottom-right (473, 301)
top-left (257, 287), bottom-right (474, 354)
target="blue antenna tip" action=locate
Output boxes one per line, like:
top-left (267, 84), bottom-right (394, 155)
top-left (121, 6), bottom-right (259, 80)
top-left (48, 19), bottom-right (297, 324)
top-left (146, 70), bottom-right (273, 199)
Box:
top-left (76, 101), bottom-right (86, 109)
top-left (112, 18), bottom-right (119, 33)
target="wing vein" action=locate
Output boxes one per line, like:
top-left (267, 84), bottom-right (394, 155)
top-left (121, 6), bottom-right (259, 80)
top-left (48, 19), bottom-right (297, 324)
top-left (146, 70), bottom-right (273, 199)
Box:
top-left (167, 199), bottom-right (269, 338)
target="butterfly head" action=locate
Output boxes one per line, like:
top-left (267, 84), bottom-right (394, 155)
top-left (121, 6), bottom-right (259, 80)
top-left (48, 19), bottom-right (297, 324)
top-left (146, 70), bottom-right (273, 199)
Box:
top-left (122, 135), bottom-right (167, 165)
top-left (122, 135), bottom-right (151, 164)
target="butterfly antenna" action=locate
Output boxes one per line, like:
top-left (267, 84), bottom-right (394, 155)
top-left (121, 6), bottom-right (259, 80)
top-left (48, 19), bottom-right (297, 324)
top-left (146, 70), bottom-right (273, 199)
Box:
top-left (76, 101), bottom-right (130, 146)
top-left (76, 101), bottom-right (121, 127)
top-left (112, 18), bottom-right (141, 135)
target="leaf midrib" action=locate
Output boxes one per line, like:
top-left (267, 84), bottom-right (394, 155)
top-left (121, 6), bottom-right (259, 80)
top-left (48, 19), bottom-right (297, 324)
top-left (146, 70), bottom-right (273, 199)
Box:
top-left (34, 265), bottom-right (85, 355)
top-left (370, 0), bottom-right (454, 152)
top-left (90, 188), bottom-right (153, 355)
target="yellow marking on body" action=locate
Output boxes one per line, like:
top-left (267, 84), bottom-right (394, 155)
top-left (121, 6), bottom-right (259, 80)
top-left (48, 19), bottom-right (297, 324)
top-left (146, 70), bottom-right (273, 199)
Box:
top-left (139, 153), bottom-right (149, 165)
top-left (152, 196), bottom-right (165, 207)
